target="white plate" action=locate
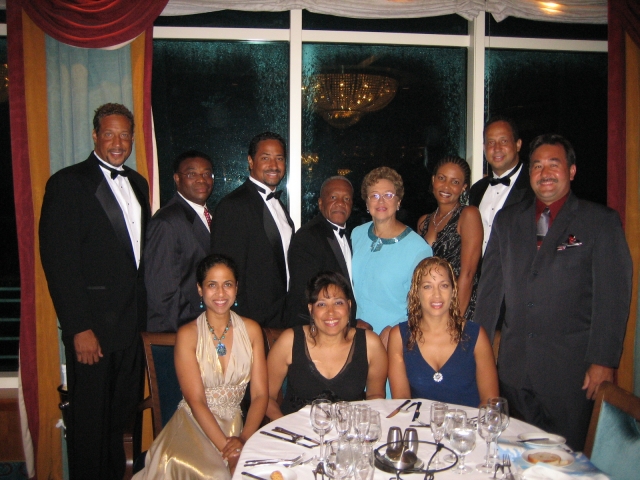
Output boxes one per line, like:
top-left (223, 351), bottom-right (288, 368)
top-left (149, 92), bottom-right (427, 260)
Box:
top-left (522, 448), bottom-right (574, 468)
top-left (246, 465), bottom-right (298, 480)
top-left (518, 432), bottom-right (566, 447)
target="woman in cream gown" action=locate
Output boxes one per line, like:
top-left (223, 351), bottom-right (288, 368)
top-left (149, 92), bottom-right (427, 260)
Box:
top-left (134, 254), bottom-right (268, 479)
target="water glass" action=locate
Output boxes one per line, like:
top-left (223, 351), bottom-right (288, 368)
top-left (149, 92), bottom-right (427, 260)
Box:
top-left (311, 399), bottom-right (333, 462)
top-left (364, 410), bottom-right (382, 445)
top-left (443, 409), bottom-right (467, 463)
top-left (476, 405), bottom-right (502, 473)
top-left (487, 397), bottom-right (509, 459)
top-left (354, 442), bottom-right (375, 480)
top-left (327, 438), bottom-right (353, 480)
top-left (354, 404), bottom-right (371, 441)
top-left (334, 401), bottom-right (352, 438)
top-left (430, 402), bottom-right (448, 467)
top-left (451, 426), bottom-right (476, 474)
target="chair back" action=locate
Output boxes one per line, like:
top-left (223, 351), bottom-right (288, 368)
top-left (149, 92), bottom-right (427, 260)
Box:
top-left (141, 332), bottom-right (182, 438)
top-left (584, 381), bottom-right (640, 479)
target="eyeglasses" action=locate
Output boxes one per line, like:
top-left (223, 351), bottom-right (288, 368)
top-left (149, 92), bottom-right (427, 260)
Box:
top-left (367, 192), bottom-right (396, 201)
top-left (176, 172), bottom-right (215, 181)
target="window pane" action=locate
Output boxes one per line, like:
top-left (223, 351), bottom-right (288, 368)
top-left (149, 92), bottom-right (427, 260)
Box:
top-left (302, 44), bottom-right (467, 229)
top-left (485, 49), bottom-right (607, 204)
top-left (155, 10), bottom-right (290, 29)
top-left (152, 40), bottom-right (290, 208)
top-left (485, 13), bottom-right (607, 40)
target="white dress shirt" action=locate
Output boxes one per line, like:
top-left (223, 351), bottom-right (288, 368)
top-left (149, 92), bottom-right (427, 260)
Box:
top-left (96, 154), bottom-right (142, 267)
top-left (249, 176), bottom-right (293, 286)
top-left (327, 219), bottom-right (353, 283)
top-left (479, 163), bottom-right (523, 255)
top-left (178, 193), bottom-right (210, 232)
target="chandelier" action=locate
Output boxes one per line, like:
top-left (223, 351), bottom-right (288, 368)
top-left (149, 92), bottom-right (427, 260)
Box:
top-left (309, 70), bottom-right (398, 128)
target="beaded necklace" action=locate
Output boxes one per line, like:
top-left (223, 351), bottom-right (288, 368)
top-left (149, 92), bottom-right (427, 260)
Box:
top-left (206, 316), bottom-right (232, 356)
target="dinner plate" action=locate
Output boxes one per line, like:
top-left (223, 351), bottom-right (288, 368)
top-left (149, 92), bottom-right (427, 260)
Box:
top-left (248, 465), bottom-right (298, 480)
top-left (518, 432), bottom-right (566, 447)
top-left (522, 448), bottom-right (574, 468)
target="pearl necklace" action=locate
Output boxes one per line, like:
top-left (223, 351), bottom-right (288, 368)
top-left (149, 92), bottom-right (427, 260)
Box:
top-left (206, 316), bottom-right (232, 356)
top-left (431, 204), bottom-right (460, 230)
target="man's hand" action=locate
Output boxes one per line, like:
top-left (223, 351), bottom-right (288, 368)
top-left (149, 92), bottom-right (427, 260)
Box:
top-left (74, 329), bottom-right (103, 365)
top-left (582, 364), bottom-right (614, 400)
top-left (355, 319), bottom-right (373, 330)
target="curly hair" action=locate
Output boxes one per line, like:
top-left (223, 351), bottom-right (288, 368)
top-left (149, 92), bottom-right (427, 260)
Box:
top-left (406, 257), bottom-right (465, 350)
top-left (93, 103), bottom-right (134, 134)
top-left (360, 166), bottom-right (404, 201)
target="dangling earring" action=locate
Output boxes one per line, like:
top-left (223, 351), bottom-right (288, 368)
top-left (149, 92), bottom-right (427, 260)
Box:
top-left (366, 209), bottom-right (370, 214)
top-left (309, 318), bottom-right (317, 336)
top-left (199, 296), bottom-right (204, 309)
top-left (460, 189), bottom-right (469, 206)
top-left (234, 300), bottom-right (238, 307)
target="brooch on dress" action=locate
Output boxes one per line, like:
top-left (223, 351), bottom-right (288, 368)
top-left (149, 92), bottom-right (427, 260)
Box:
top-left (433, 372), bottom-right (443, 382)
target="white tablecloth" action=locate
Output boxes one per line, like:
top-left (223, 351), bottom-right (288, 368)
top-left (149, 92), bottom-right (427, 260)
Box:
top-left (233, 399), bottom-right (567, 480)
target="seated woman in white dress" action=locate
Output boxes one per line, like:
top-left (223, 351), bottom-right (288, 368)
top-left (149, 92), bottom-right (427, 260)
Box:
top-left (134, 254), bottom-right (268, 479)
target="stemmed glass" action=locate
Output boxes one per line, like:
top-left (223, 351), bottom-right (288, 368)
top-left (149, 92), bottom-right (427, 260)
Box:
top-left (488, 397), bottom-right (509, 460)
top-left (450, 425), bottom-right (476, 474)
top-left (443, 409), bottom-right (467, 463)
top-left (430, 402), bottom-right (448, 467)
top-left (354, 442), bottom-right (375, 480)
top-left (364, 410), bottom-right (382, 446)
top-left (354, 404), bottom-right (371, 442)
top-left (334, 401), bottom-right (352, 438)
top-left (477, 405), bottom-right (503, 473)
top-left (311, 399), bottom-right (333, 463)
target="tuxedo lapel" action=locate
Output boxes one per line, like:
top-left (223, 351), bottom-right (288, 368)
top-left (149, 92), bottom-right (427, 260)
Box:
top-left (95, 178), bottom-right (136, 265)
top-left (175, 195), bottom-right (209, 252)
top-left (512, 201), bottom-right (538, 271)
top-left (504, 167), bottom-right (532, 208)
top-left (321, 218), bottom-right (350, 280)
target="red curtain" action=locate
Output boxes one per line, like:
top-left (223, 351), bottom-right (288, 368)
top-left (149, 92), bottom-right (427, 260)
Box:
top-left (608, 0), bottom-right (640, 223)
top-left (20, 0), bottom-right (169, 48)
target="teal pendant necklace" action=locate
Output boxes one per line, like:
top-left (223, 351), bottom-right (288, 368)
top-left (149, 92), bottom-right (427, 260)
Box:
top-left (206, 316), bottom-right (232, 356)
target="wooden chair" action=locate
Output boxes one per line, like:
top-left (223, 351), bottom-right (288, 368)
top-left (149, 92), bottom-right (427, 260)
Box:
top-left (584, 381), bottom-right (640, 479)
top-left (124, 332), bottom-right (180, 479)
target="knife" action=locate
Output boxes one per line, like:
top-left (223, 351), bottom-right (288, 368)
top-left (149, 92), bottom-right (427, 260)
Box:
top-left (242, 472), bottom-right (268, 480)
top-left (412, 401), bottom-right (422, 421)
top-left (260, 430), bottom-right (314, 448)
top-left (386, 399), bottom-right (411, 418)
top-left (517, 437), bottom-right (551, 443)
top-left (273, 426), bottom-right (321, 445)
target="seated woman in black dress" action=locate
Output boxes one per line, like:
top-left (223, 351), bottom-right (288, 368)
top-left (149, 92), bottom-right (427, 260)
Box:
top-left (266, 272), bottom-right (387, 419)
top-left (387, 257), bottom-right (498, 407)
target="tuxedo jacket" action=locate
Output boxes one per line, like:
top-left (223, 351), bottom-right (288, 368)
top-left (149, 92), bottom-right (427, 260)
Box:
top-left (40, 153), bottom-right (150, 353)
top-left (469, 163), bottom-right (534, 209)
top-left (474, 193), bottom-right (632, 396)
top-left (144, 194), bottom-right (209, 332)
top-left (210, 179), bottom-right (294, 327)
top-left (284, 214), bottom-right (357, 327)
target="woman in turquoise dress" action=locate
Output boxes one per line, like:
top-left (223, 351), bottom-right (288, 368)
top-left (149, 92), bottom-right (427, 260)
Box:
top-left (351, 167), bottom-right (433, 340)
top-left (134, 254), bottom-right (268, 479)
top-left (387, 257), bottom-right (498, 407)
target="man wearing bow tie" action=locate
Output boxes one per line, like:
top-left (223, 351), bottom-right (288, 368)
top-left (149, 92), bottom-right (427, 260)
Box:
top-left (469, 116), bottom-right (534, 254)
top-left (40, 103), bottom-right (150, 478)
top-left (145, 150), bottom-right (214, 332)
top-left (284, 176), bottom-right (361, 327)
top-left (211, 132), bottom-right (294, 327)
top-left (475, 134), bottom-right (632, 450)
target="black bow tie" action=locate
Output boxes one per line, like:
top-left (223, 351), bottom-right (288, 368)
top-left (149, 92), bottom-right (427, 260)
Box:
top-left (266, 190), bottom-right (283, 201)
top-left (100, 163), bottom-right (129, 179)
top-left (489, 163), bottom-right (521, 187)
top-left (332, 225), bottom-right (346, 238)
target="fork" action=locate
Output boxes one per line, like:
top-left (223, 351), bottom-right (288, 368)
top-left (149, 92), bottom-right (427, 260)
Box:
top-left (244, 455), bottom-right (302, 466)
top-left (503, 454), bottom-right (514, 480)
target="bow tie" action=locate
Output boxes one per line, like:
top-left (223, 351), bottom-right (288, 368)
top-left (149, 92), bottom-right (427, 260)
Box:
top-left (332, 225), bottom-right (346, 238)
top-left (266, 190), bottom-right (283, 201)
top-left (488, 162), bottom-right (521, 187)
top-left (101, 163), bottom-right (129, 179)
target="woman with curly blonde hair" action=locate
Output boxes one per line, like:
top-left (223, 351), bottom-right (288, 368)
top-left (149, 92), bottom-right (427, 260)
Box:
top-left (387, 257), bottom-right (498, 407)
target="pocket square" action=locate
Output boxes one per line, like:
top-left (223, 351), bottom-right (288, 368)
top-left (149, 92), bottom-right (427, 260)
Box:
top-left (557, 234), bottom-right (582, 251)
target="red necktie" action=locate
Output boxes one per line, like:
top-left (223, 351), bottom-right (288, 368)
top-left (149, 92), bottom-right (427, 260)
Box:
top-left (204, 207), bottom-right (212, 228)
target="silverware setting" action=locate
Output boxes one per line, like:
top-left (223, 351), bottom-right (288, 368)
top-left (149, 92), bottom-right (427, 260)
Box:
top-left (386, 399), bottom-right (411, 418)
top-left (241, 472), bottom-right (268, 480)
top-left (313, 462), bottom-right (326, 480)
top-left (259, 430), bottom-right (315, 448)
top-left (273, 426), bottom-right (321, 445)
top-left (516, 437), bottom-right (550, 443)
top-left (503, 454), bottom-right (515, 480)
top-left (244, 454), bottom-right (303, 467)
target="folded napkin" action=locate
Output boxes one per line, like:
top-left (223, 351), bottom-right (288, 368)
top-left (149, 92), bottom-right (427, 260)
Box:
top-left (523, 462), bottom-right (608, 480)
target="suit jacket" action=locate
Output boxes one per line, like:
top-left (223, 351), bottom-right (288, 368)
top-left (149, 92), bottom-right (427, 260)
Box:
top-left (144, 194), bottom-right (209, 332)
top-left (40, 153), bottom-right (150, 353)
top-left (474, 193), bottom-right (632, 396)
top-left (469, 163), bottom-right (534, 208)
top-left (210, 179), bottom-right (294, 327)
top-left (284, 214), bottom-right (357, 327)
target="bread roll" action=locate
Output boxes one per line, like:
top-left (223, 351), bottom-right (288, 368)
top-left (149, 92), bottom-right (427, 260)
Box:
top-left (528, 452), bottom-right (561, 465)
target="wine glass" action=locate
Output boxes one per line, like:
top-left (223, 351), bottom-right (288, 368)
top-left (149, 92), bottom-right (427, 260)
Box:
top-left (476, 405), bottom-right (502, 473)
top-left (364, 410), bottom-right (381, 445)
top-left (450, 426), bottom-right (476, 474)
top-left (488, 397), bottom-right (509, 460)
top-left (311, 399), bottom-right (333, 463)
top-left (430, 402), bottom-right (448, 467)
top-left (354, 404), bottom-right (371, 442)
top-left (443, 409), bottom-right (467, 463)
top-left (334, 401), bottom-right (352, 438)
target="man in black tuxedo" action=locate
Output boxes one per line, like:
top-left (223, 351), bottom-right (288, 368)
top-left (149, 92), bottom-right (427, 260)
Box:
top-left (145, 150), bottom-right (214, 332)
top-left (469, 116), bottom-right (533, 254)
top-left (211, 132), bottom-right (294, 327)
top-left (475, 134), bottom-right (632, 450)
top-left (40, 103), bottom-right (150, 479)
top-left (284, 176), bottom-right (358, 327)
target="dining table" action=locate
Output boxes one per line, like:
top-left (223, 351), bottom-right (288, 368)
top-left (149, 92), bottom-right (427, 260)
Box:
top-left (233, 399), bottom-right (608, 480)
